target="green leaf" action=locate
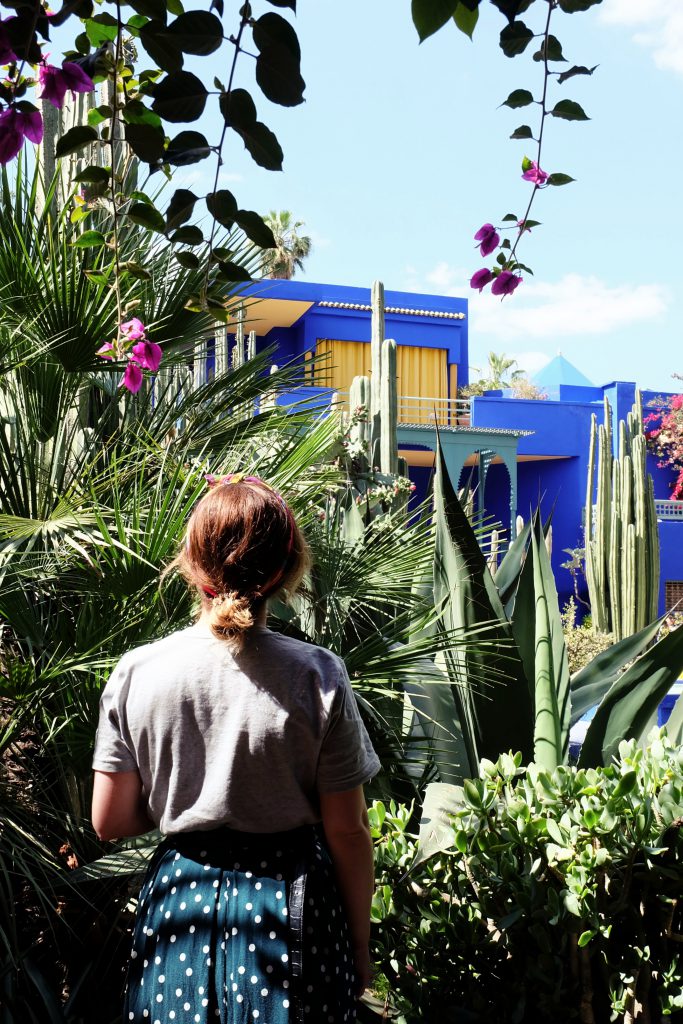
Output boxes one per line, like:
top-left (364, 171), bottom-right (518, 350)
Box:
top-left (557, 0), bottom-right (602, 11)
top-left (55, 125), bottom-right (98, 158)
top-left (175, 251), bottom-right (200, 270)
top-left (220, 88), bottom-right (257, 131)
top-left (255, 45), bottom-right (305, 107)
top-left (239, 121), bottom-right (284, 172)
top-left (612, 770), bottom-right (637, 799)
top-left (533, 34), bottom-right (566, 62)
top-left (122, 99), bottom-right (163, 128)
top-left (265, 0), bottom-right (296, 8)
top-left (85, 11), bottom-right (119, 45)
top-left (558, 64), bottom-right (598, 85)
top-left (152, 71), bottom-right (208, 122)
top-left (490, 0), bottom-right (534, 23)
top-left (433, 439), bottom-right (534, 768)
top-left (72, 229), bottom-right (106, 248)
top-left (502, 88), bottom-right (534, 109)
top-left (235, 210), bottom-right (276, 248)
top-left (168, 11), bottom-right (223, 55)
top-left (501, 213), bottom-right (518, 223)
top-left (570, 615), bottom-right (666, 727)
top-left (413, 782), bottom-right (463, 866)
top-left (253, 11), bottom-right (300, 60)
top-left (551, 99), bottom-right (590, 121)
top-left (127, 202), bottom-right (166, 233)
top-left (73, 165), bottom-right (110, 184)
top-left (206, 189), bottom-right (238, 228)
top-left (125, 122), bottom-right (165, 164)
top-left (546, 817), bottom-right (564, 844)
top-left (165, 130), bottom-right (211, 165)
top-left (578, 929), bottom-right (596, 947)
top-left (165, 188), bottom-right (198, 230)
top-left (453, 2), bottom-right (478, 39)
top-left (579, 624), bottom-right (683, 768)
top-left (214, 260), bottom-right (252, 282)
top-left (510, 124), bottom-right (533, 140)
top-left (412, 0), bottom-right (459, 41)
top-left (499, 20), bottom-right (533, 57)
top-left (664, 691), bottom-right (683, 745)
top-left (547, 172), bottom-right (575, 186)
top-left (529, 513), bottom-right (571, 770)
top-left (83, 269), bottom-right (109, 286)
top-left (139, 20), bottom-right (184, 72)
top-left (87, 104), bottom-right (112, 127)
top-left (170, 225), bottom-right (204, 245)
top-left (119, 261), bottom-right (152, 280)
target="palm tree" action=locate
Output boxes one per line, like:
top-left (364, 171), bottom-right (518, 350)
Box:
top-left (261, 209), bottom-right (312, 279)
top-left (486, 351), bottom-right (525, 389)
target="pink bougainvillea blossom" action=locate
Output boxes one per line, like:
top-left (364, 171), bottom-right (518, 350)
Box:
top-left (120, 317), bottom-right (147, 342)
top-left (474, 223), bottom-right (500, 258)
top-left (96, 341), bottom-right (115, 360)
top-left (470, 268), bottom-right (494, 292)
top-left (38, 61), bottom-right (94, 109)
top-left (645, 395), bottom-right (683, 500)
top-left (122, 361), bottom-right (144, 394)
top-left (131, 339), bottom-right (163, 372)
top-left (0, 20), bottom-right (17, 64)
top-left (521, 160), bottom-right (548, 185)
top-left (491, 271), bottom-right (523, 297)
top-left (0, 106), bottom-right (43, 164)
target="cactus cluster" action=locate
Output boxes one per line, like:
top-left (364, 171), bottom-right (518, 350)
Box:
top-left (584, 392), bottom-right (660, 641)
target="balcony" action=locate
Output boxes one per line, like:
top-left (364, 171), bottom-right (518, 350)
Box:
top-left (655, 500), bottom-right (683, 521)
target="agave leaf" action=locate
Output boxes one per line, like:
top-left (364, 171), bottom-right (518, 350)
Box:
top-left (664, 690), bottom-right (683, 745)
top-left (496, 514), bottom-right (531, 615)
top-left (413, 780), bottom-right (463, 868)
top-left (578, 624), bottom-right (683, 768)
top-left (433, 439), bottom-right (534, 768)
top-left (570, 614), bottom-right (666, 727)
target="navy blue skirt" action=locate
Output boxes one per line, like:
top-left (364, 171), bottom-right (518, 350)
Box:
top-left (124, 825), bottom-right (357, 1024)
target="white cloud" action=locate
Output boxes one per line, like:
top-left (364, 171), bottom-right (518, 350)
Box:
top-left (412, 263), bottom-right (669, 343)
top-left (472, 274), bottom-right (669, 341)
top-left (599, 0), bottom-right (683, 75)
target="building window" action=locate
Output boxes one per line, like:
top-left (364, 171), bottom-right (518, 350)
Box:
top-left (665, 581), bottom-right (683, 612)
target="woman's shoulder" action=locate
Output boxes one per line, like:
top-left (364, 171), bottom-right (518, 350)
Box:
top-left (254, 629), bottom-right (345, 678)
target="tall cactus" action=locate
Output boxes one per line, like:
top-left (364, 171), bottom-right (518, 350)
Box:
top-left (585, 390), bottom-right (660, 640)
top-left (379, 338), bottom-right (398, 475)
top-left (370, 280), bottom-right (385, 467)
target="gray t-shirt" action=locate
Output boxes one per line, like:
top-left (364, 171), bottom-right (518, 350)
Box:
top-left (92, 623), bottom-right (380, 835)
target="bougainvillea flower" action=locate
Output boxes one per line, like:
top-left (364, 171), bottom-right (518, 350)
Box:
top-left (131, 339), bottom-right (163, 372)
top-left (0, 20), bottom-right (17, 64)
top-left (491, 271), bottom-right (523, 297)
top-left (122, 361), bottom-right (144, 393)
top-left (474, 223), bottom-right (500, 257)
top-left (470, 268), bottom-right (495, 292)
top-left (521, 160), bottom-right (548, 185)
top-left (96, 341), bottom-right (115, 360)
top-left (0, 106), bottom-right (43, 164)
top-left (120, 317), bottom-right (147, 341)
top-left (38, 61), bottom-right (94, 109)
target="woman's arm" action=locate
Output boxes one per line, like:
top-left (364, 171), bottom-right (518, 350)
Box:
top-left (319, 785), bottom-right (374, 996)
top-left (91, 769), bottom-right (155, 842)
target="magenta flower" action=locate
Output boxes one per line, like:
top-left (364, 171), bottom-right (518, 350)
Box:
top-left (521, 160), bottom-right (548, 185)
top-left (470, 268), bottom-right (495, 293)
top-left (96, 341), bottom-right (115, 360)
top-left (491, 271), bottom-right (523, 297)
top-left (0, 20), bottom-right (17, 64)
top-left (0, 106), bottom-right (43, 164)
top-left (474, 223), bottom-right (500, 258)
top-left (122, 361), bottom-right (144, 393)
top-left (131, 339), bottom-right (163, 372)
top-left (38, 61), bottom-right (94, 109)
top-left (120, 317), bottom-right (147, 342)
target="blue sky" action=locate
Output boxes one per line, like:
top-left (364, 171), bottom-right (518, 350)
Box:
top-left (45, 1), bottom-right (679, 390)
top-left (168, 0), bottom-right (680, 391)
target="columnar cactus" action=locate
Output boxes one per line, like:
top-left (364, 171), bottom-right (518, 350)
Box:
top-left (379, 338), bottom-right (398, 475)
top-left (585, 391), bottom-right (660, 640)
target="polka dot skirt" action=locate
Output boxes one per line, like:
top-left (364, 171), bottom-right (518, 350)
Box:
top-left (124, 826), bottom-right (357, 1024)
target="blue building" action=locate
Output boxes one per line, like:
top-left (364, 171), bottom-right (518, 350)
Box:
top-left (237, 279), bottom-right (683, 614)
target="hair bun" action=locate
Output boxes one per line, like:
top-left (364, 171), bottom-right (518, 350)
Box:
top-left (209, 591), bottom-right (254, 641)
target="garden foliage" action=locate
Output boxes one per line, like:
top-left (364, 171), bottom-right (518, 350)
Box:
top-left (370, 735), bottom-right (683, 1023)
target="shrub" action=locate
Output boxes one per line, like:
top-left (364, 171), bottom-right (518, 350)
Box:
top-left (369, 735), bottom-right (683, 1024)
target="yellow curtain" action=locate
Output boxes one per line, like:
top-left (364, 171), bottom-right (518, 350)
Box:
top-left (315, 340), bottom-right (447, 424)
